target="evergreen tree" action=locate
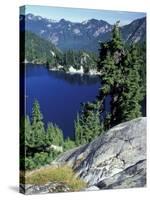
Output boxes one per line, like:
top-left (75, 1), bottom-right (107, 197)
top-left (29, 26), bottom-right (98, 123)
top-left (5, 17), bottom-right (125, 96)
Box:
top-left (46, 122), bottom-right (64, 146)
top-left (64, 137), bottom-right (76, 151)
top-left (97, 21), bottom-right (145, 128)
top-left (46, 123), bottom-right (56, 145)
top-left (97, 40), bottom-right (122, 126)
top-left (31, 100), bottom-right (45, 148)
top-left (111, 21), bottom-right (123, 51)
top-left (119, 44), bottom-right (144, 120)
top-left (135, 42), bottom-right (146, 93)
top-left (21, 100), bottom-right (66, 170)
top-left (54, 124), bottom-right (64, 146)
top-left (74, 113), bottom-right (83, 145)
top-left (75, 101), bottom-right (103, 145)
top-left (24, 116), bottom-right (32, 147)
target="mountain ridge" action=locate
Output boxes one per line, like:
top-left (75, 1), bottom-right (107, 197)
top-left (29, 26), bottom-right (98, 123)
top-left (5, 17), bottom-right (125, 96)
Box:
top-left (20, 14), bottom-right (146, 52)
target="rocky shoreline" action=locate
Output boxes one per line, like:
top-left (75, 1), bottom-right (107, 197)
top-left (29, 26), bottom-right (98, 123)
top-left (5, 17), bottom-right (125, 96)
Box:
top-left (49, 65), bottom-right (101, 76)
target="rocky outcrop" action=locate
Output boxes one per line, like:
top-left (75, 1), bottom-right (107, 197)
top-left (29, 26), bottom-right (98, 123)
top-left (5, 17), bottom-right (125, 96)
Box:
top-left (21, 117), bottom-right (146, 194)
top-left (97, 159), bottom-right (146, 189)
top-left (56, 117), bottom-right (146, 189)
top-left (20, 182), bottom-right (71, 195)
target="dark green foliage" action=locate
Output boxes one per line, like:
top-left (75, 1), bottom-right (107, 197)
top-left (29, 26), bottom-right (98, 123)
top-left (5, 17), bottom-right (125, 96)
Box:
top-left (61, 50), bottom-right (98, 72)
top-left (111, 21), bottom-right (123, 51)
top-left (118, 44), bottom-right (144, 120)
top-left (75, 21), bottom-right (145, 146)
top-left (63, 138), bottom-right (76, 151)
top-left (97, 22), bottom-right (145, 128)
top-left (21, 31), bottom-right (98, 72)
top-left (25, 157), bottom-right (36, 170)
top-left (30, 100), bottom-right (45, 148)
top-left (135, 42), bottom-right (146, 91)
top-left (75, 101), bottom-right (103, 145)
top-left (20, 100), bottom-right (79, 170)
top-left (24, 150), bottom-right (60, 170)
top-left (22, 31), bottom-right (62, 65)
top-left (46, 123), bottom-right (64, 146)
top-left (21, 100), bottom-right (65, 170)
top-left (24, 116), bottom-right (32, 147)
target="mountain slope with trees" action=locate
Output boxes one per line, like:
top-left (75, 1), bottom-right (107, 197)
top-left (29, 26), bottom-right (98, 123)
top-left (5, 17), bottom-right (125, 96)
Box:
top-left (20, 31), bottom-right (62, 65)
top-left (74, 21), bottom-right (146, 145)
top-left (20, 31), bottom-right (98, 72)
top-left (121, 17), bottom-right (146, 43)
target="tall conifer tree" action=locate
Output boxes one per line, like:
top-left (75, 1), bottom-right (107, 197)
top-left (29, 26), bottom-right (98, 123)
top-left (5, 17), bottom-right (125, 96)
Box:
top-left (31, 100), bottom-right (45, 148)
top-left (97, 22), bottom-right (145, 128)
top-left (75, 101), bottom-right (103, 145)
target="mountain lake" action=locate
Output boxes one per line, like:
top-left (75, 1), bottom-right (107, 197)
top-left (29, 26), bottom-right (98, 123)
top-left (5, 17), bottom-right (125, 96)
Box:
top-left (23, 64), bottom-right (146, 139)
top-left (24, 64), bottom-right (103, 139)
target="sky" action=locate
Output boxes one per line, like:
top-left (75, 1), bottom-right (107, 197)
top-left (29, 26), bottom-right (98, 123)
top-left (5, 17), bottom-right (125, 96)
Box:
top-left (20, 5), bottom-right (146, 26)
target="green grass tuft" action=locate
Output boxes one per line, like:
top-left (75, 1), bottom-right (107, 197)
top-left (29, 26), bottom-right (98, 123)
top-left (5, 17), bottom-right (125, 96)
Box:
top-left (24, 165), bottom-right (86, 191)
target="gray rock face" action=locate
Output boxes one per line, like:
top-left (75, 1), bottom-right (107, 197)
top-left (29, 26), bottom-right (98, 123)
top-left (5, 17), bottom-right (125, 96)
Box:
top-left (56, 117), bottom-right (146, 189)
top-left (20, 182), bottom-right (71, 195)
top-left (97, 159), bottom-right (146, 189)
top-left (83, 186), bottom-right (100, 191)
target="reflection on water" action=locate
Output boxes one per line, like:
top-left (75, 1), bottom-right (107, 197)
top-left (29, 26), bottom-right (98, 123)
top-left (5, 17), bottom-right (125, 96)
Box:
top-left (48, 70), bottom-right (101, 85)
top-left (23, 63), bottom-right (100, 85)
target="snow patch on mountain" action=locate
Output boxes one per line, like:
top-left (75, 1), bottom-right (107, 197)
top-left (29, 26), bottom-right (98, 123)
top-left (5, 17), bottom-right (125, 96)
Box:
top-left (73, 28), bottom-right (81, 35)
top-left (50, 50), bottom-right (55, 57)
top-left (40, 30), bottom-right (46, 34)
top-left (82, 20), bottom-right (88, 25)
top-left (47, 24), bottom-right (52, 28)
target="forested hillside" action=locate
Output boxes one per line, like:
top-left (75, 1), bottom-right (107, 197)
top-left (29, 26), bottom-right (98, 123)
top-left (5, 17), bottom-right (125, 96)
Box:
top-left (20, 31), bottom-right (62, 65)
top-left (20, 31), bottom-right (98, 72)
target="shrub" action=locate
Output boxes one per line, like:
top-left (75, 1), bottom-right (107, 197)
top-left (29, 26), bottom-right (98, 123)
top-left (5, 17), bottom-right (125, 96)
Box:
top-left (64, 137), bottom-right (76, 151)
top-left (25, 165), bottom-right (86, 191)
top-left (25, 157), bottom-right (36, 170)
top-left (33, 152), bottom-right (49, 168)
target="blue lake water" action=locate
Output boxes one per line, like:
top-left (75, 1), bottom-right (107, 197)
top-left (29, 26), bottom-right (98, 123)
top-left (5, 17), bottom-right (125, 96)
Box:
top-left (25, 64), bottom-right (101, 139)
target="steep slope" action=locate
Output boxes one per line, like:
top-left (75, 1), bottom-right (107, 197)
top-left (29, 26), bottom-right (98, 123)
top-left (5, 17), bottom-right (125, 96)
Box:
top-left (20, 31), bottom-right (99, 72)
top-left (121, 17), bottom-right (146, 43)
top-left (56, 117), bottom-right (146, 189)
top-left (20, 14), bottom-right (146, 52)
top-left (20, 31), bottom-right (62, 64)
top-left (20, 14), bottom-right (112, 52)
